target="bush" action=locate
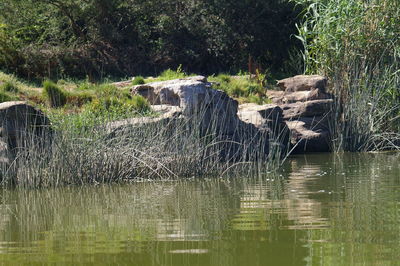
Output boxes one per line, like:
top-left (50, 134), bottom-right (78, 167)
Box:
top-left (0, 80), bottom-right (19, 93)
top-left (0, 92), bottom-right (14, 103)
top-left (42, 80), bottom-right (67, 107)
top-left (130, 95), bottom-right (150, 112)
top-left (132, 76), bottom-right (145, 85)
top-left (158, 65), bottom-right (187, 81)
top-left (66, 92), bottom-right (94, 106)
top-left (84, 95), bottom-right (150, 118)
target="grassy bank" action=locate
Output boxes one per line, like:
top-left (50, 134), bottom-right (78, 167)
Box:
top-left (0, 68), bottom-right (272, 115)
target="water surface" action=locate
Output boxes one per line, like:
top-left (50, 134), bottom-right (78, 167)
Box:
top-left (0, 153), bottom-right (399, 265)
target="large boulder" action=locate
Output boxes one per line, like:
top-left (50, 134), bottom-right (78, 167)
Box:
top-left (0, 101), bottom-right (52, 168)
top-left (131, 76), bottom-right (217, 115)
top-left (131, 76), bottom-right (241, 137)
top-left (277, 75), bottom-right (327, 92)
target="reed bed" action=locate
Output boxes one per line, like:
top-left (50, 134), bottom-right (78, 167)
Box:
top-left (294, 0), bottom-right (400, 151)
top-left (0, 100), bottom-right (289, 188)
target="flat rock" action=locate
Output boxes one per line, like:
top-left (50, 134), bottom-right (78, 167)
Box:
top-left (266, 90), bottom-right (285, 104)
top-left (277, 75), bottom-right (327, 92)
top-left (281, 99), bottom-right (333, 120)
top-left (281, 89), bottom-right (332, 103)
top-left (238, 103), bottom-right (283, 127)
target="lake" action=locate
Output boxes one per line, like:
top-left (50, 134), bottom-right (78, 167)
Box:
top-left (0, 152), bottom-right (399, 265)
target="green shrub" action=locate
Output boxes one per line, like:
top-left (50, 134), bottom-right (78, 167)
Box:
top-left (0, 80), bottom-right (19, 93)
top-left (130, 95), bottom-right (150, 112)
top-left (96, 84), bottom-right (119, 98)
top-left (158, 65), bottom-right (187, 81)
top-left (0, 92), bottom-right (13, 103)
top-left (132, 76), bottom-right (145, 85)
top-left (84, 95), bottom-right (150, 118)
top-left (42, 80), bottom-right (67, 107)
top-left (67, 91), bottom-right (94, 106)
top-left (77, 81), bottom-right (96, 91)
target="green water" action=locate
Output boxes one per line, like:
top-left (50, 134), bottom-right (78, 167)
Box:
top-left (0, 153), bottom-right (399, 266)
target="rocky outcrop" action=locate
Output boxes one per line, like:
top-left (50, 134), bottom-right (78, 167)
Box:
top-left (128, 77), bottom-right (276, 161)
top-left (266, 75), bottom-right (333, 153)
top-left (0, 101), bottom-right (52, 169)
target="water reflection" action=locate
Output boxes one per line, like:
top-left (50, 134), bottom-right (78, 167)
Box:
top-left (0, 152), bottom-right (399, 265)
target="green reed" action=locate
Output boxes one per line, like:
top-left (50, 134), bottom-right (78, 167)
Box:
top-left (293, 0), bottom-right (400, 151)
top-left (1, 101), bottom-right (289, 188)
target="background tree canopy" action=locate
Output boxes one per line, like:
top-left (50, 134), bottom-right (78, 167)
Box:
top-left (0, 0), bottom-right (301, 80)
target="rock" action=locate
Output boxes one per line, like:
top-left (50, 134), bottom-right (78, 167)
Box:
top-left (266, 90), bottom-right (285, 104)
top-left (277, 75), bottom-right (327, 92)
top-left (105, 105), bottom-right (182, 137)
top-left (238, 103), bottom-right (283, 127)
top-left (281, 99), bottom-right (333, 120)
top-left (131, 76), bottom-right (239, 134)
top-left (0, 101), bottom-right (52, 170)
top-left (266, 89), bottom-right (331, 104)
top-left (129, 77), bottom-right (296, 161)
top-left (285, 116), bottom-right (331, 153)
top-left (238, 103), bottom-right (290, 151)
top-left (131, 76), bottom-right (215, 115)
top-left (281, 89), bottom-right (332, 103)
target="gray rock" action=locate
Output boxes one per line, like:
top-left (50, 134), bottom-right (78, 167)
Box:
top-left (277, 75), bottom-right (327, 92)
top-left (266, 90), bottom-right (285, 104)
top-left (131, 76), bottom-right (213, 115)
top-left (281, 89), bottom-right (332, 103)
top-left (0, 101), bottom-right (52, 171)
top-left (285, 116), bottom-right (331, 153)
top-left (281, 99), bottom-right (333, 120)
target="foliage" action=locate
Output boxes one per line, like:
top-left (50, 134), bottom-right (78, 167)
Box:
top-left (209, 74), bottom-right (271, 104)
top-left (42, 80), bottom-right (67, 107)
top-left (0, 91), bottom-right (14, 103)
top-left (132, 76), bottom-right (145, 85)
top-left (0, 0), bottom-right (301, 80)
top-left (84, 95), bottom-right (150, 118)
top-left (293, 0), bottom-right (400, 151)
top-left (153, 65), bottom-right (188, 81)
top-left (0, 80), bottom-right (19, 93)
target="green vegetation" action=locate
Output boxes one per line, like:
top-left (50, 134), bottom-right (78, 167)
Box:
top-left (132, 76), bottom-right (145, 85)
top-left (0, 80), bottom-right (19, 93)
top-left (42, 80), bottom-right (67, 107)
top-left (209, 74), bottom-right (271, 104)
top-left (1, 103), bottom-right (285, 187)
top-left (0, 0), bottom-right (301, 80)
top-left (294, 0), bottom-right (400, 151)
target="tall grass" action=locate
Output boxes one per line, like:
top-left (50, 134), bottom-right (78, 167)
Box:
top-left (0, 98), bottom-right (289, 188)
top-left (293, 0), bottom-right (400, 151)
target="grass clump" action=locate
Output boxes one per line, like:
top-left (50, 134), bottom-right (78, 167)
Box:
top-left (154, 65), bottom-right (188, 81)
top-left (0, 80), bottom-right (20, 93)
top-left (0, 91), bottom-right (15, 103)
top-left (209, 74), bottom-right (270, 104)
top-left (132, 76), bottom-right (145, 85)
top-left (42, 80), bottom-right (67, 108)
